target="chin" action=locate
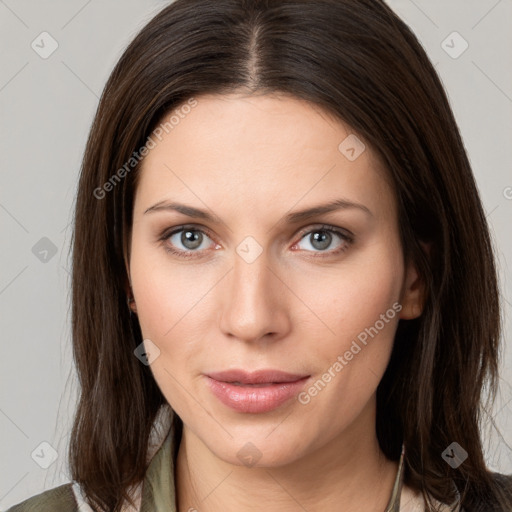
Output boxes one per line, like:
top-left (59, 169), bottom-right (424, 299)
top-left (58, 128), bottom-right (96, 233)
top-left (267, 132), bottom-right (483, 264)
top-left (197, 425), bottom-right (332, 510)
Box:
top-left (199, 427), bottom-right (311, 469)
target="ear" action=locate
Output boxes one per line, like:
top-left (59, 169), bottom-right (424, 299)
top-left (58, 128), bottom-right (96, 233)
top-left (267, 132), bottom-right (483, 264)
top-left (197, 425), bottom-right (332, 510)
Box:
top-left (399, 242), bottom-right (430, 320)
top-left (123, 238), bottom-right (138, 314)
top-left (124, 272), bottom-right (138, 315)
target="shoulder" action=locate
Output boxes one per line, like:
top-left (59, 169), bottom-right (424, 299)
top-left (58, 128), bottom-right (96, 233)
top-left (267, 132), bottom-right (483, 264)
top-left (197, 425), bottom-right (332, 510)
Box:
top-left (5, 483), bottom-right (78, 512)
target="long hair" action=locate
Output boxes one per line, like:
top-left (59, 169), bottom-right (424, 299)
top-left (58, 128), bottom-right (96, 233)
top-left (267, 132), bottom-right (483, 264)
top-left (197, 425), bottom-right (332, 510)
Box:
top-left (70, 0), bottom-right (511, 510)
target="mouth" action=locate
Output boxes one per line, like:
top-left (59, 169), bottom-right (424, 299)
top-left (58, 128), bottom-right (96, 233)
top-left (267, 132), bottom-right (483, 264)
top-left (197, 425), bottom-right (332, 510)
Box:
top-left (204, 369), bottom-right (311, 413)
top-left (207, 369), bottom-right (309, 385)
top-left (229, 382), bottom-right (282, 387)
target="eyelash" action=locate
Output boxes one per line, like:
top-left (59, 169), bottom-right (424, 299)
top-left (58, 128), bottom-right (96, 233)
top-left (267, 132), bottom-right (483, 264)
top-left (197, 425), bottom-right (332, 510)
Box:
top-left (158, 224), bottom-right (354, 260)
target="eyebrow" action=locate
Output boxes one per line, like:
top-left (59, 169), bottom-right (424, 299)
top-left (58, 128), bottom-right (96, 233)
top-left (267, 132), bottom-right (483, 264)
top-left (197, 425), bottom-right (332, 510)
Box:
top-left (143, 198), bottom-right (373, 224)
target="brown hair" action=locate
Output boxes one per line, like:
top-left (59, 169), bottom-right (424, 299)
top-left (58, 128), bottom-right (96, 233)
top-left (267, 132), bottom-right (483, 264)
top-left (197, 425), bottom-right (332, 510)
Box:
top-left (70, 0), bottom-right (512, 510)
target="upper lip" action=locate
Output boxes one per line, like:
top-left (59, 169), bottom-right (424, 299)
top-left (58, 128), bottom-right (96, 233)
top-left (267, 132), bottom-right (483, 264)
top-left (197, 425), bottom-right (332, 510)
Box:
top-left (206, 369), bottom-right (309, 385)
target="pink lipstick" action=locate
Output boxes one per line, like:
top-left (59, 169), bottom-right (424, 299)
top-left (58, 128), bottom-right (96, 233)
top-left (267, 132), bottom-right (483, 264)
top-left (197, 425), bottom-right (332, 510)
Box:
top-left (205, 369), bottom-right (310, 413)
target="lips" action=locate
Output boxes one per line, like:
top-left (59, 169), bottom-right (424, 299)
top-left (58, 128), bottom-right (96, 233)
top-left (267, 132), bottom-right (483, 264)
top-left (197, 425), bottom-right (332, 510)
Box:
top-left (206, 369), bottom-right (309, 385)
top-left (205, 369), bottom-right (310, 413)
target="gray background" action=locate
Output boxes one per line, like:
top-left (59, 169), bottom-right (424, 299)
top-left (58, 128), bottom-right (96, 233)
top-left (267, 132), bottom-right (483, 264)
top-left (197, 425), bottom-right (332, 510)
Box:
top-left (1, 0), bottom-right (511, 508)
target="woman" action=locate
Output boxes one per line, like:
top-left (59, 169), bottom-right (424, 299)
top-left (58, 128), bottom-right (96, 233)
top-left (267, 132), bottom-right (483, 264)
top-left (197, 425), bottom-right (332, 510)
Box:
top-left (8, 0), bottom-right (512, 510)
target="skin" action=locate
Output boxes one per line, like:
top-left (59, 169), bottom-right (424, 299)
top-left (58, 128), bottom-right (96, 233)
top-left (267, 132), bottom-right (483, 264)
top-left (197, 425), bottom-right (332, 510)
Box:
top-left (127, 92), bottom-right (425, 511)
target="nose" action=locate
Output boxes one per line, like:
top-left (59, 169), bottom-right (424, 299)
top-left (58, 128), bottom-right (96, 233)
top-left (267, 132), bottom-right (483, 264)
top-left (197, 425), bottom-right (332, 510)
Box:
top-left (219, 246), bottom-right (291, 344)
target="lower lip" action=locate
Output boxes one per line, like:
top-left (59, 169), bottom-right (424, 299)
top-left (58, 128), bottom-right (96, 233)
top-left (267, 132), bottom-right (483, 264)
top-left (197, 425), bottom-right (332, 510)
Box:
top-left (205, 376), bottom-right (310, 413)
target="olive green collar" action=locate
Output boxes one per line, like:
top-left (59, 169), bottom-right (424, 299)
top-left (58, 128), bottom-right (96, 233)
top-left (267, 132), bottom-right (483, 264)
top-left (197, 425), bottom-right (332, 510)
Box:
top-left (140, 427), bottom-right (177, 511)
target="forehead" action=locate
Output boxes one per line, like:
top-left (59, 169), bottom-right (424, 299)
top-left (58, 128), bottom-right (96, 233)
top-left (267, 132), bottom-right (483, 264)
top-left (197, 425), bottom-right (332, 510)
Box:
top-left (134, 93), bottom-right (395, 222)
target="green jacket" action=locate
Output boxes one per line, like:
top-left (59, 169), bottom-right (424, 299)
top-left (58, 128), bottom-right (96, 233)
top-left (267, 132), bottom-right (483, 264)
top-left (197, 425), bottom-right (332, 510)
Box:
top-left (5, 428), bottom-right (511, 511)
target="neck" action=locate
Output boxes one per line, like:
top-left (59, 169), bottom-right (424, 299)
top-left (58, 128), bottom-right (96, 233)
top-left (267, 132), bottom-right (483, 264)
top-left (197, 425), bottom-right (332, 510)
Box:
top-left (175, 402), bottom-right (399, 512)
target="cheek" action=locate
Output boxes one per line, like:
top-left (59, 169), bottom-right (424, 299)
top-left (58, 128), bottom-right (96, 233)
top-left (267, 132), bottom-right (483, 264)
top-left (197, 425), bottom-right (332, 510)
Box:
top-left (129, 227), bottom-right (206, 340)
top-left (293, 243), bottom-right (403, 350)
top-left (128, 240), bottom-right (212, 415)
top-left (129, 243), bottom-right (224, 406)
top-left (291, 250), bottom-right (403, 430)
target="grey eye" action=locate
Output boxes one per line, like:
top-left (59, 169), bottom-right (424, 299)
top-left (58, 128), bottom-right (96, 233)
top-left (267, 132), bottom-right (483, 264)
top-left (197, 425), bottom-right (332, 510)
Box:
top-left (169, 229), bottom-right (212, 251)
top-left (309, 231), bottom-right (332, 250)
top-left (297, 230), bottom-right (344, 252)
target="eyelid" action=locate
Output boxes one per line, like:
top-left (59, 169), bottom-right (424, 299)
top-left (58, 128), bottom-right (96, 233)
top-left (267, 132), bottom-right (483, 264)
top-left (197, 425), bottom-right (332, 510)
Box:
top-left (159, 223), bottom-right (217, 242)
top-left (294, 223), bottom-right (354, 243)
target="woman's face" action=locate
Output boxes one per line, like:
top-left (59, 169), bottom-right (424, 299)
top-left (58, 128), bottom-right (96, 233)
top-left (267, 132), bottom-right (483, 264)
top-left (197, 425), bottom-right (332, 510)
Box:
top-left (129, 92), bottom-right (422, 466)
